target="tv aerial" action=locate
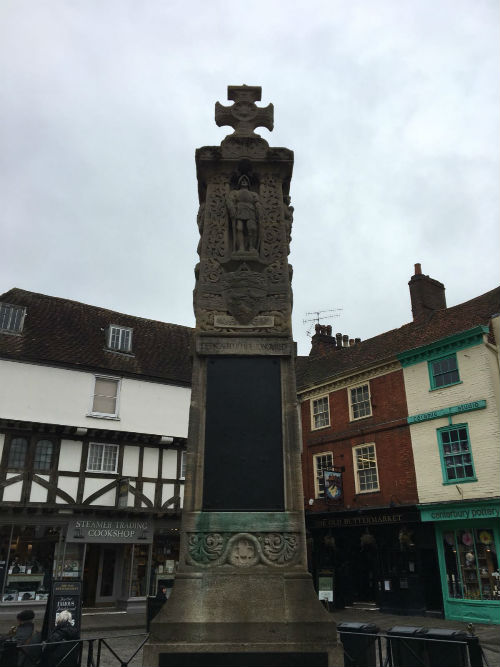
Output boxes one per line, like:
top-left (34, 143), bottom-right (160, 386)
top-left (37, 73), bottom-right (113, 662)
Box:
top-left (303, 309), bottom-right (342, 337)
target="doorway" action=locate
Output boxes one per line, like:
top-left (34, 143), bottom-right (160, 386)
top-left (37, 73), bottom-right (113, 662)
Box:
top-left (82, 545), bottom-right (122, 607)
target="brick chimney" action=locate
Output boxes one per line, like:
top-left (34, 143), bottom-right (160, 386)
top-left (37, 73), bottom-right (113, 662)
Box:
top-left (409, 263), bottom-right (446, 321)
top-left (309, 326), bottom-right (361, 356)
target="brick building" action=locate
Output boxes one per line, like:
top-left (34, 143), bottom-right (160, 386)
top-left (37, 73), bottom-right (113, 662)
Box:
top-left (296, 266), bottom-right (500, 619)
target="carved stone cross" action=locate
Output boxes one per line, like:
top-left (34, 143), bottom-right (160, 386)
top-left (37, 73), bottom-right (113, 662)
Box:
top-left (215, 85), bottom-right (274, 137)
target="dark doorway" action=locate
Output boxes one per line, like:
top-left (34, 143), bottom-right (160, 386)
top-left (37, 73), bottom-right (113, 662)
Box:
top-left (82, 544), bottom-right (99, 607)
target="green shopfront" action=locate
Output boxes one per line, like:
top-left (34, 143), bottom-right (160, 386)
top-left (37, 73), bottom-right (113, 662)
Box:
top-left (420, 500), bottom-right (500, 625)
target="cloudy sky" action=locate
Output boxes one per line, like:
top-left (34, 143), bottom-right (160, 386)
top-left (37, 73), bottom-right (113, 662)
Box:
top-left (1, 0), bottom-right (498, 355)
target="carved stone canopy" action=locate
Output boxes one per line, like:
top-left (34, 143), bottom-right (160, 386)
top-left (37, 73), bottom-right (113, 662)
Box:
top-left (215, 85), bottom-right (274, 138)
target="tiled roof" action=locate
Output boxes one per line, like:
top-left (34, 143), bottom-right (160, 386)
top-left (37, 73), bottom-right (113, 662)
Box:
top-left (0, 288), bottom-right (193, 385)
top-left (296, 286), bottom-right (500, 391)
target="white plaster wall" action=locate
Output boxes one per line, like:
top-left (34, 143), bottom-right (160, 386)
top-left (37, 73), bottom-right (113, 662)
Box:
top-left (179, 483), bottom-right (184, 508)
top-left (30, 481), bottom-right (48, 503)
top-left (162, 450), bottom-right (177, 479)
top-left (143, 448), bottom-right (159, 477)
top-left (83, 477), bottom-right (115, 504)
top-left (142, 481), bottom-right (155, 505)
top-left (0, 359), bottom-right (190, 437)
top-left (59, 440), bottom-right (82, 472)
top-left (162, 483), bottom-right (175, 506)
top-left (3, 481), bottom-right (22, 502)
top-left (122, 446), bottom-right (140, 477)
top-left (404, 344), bottom-right (500, 504)
top-left (0, 433), bottom-right (4, 461)
top-left (55, 476), bottom-right (79, 503)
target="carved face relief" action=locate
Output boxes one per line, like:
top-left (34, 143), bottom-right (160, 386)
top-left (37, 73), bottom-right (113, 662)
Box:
top-left (228, 537), bottom-right (259, 567)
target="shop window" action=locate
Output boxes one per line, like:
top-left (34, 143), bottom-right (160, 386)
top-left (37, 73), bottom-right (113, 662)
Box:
top-left (311, 395), bottom-right (330, 430)
top-left (428, 354), bottom-right (460, 390)
top-left (87, 443), bottom-right (119, 473)
top-left (313, 452), bottom-right (333, 498)
top-left (442, 529), bottom-right (499, 601)
top-left (1, 525), bottom-right (60, 602)
top-left (107, 325), bottom-right (133, 353)
top-left (7, 437), bottom-right (28, 469)
top-left (349, 383), bottom-right (372, 420)
top-left (353, 443), bottom-right (379, 493)
top-left (438, 424), bottom-right (476, 483)
top-left (33, 440), bottom-right (53, 472)
top-left (90, 376), bottom-right (120, 418)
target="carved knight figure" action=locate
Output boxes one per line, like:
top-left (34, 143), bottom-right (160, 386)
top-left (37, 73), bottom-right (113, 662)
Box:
top-left (226, 175), bottom-right (262, 254)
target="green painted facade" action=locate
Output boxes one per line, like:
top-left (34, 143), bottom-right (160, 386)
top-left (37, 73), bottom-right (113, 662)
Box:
top-left (420, 500), bottom-right (500, 624)
top-left (398, 325), bottom-right (488, 368)
top-left (407, 399), bottom-right (487, 424)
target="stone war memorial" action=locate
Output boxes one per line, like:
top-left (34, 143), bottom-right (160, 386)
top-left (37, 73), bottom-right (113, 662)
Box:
top-left (143, 86), bottom-right (337, 666)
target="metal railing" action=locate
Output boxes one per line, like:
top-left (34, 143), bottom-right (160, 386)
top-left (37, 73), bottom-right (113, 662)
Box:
top-left (0, 633), bottom-right (149, 667)
top-left (338, 628), bottom-right (488, 667)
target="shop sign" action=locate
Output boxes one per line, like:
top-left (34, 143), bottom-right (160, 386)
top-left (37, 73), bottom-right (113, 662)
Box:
top-left (323, 470), bottom-right (342, 501)
top-left (318, 575), bottom-right (334, 603)
top-left (313, 512), bottom-right (419, 529)
top-left (420, 503), bottom-right (500, 522)
top-left (42, 580), bottom-right (82, 640)
top-left (66, 518), bottom-right (153, 543)
top-left (407, 400), bottom-right (486, 424)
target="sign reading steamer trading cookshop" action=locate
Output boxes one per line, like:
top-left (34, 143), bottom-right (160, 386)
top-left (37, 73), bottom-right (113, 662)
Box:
top-left (66, 518), bottom-right (153, 543)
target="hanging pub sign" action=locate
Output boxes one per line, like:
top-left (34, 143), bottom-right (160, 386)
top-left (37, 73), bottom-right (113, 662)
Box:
top-left (324, 469), bottom-right (342, 501)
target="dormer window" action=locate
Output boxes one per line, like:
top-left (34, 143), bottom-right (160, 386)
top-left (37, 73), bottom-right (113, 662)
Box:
top-left (107, 325), bottom-right (132, 353)
top-left (0, 303), bottom-right (26, 333)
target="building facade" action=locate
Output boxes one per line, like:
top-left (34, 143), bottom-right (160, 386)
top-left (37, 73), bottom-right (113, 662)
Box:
top-left (399, 310), bottom-right (500, 624)
top-left (0, 288), bottom-right (192, 610)
top-left (297, 266), bottom-right (500, 622)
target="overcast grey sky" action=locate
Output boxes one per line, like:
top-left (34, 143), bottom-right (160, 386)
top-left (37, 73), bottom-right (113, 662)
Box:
top-left (1, 0), bottom-right (498, 355)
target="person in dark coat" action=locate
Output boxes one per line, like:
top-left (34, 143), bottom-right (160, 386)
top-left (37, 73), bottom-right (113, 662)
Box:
top-left (40, 610), bottom-right (79, 667)
top-left (0, 609), bottom-right (43, 667)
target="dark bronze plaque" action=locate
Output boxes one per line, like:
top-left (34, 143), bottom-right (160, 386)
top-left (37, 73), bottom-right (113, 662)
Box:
top-left (158, 652), bottom-right (328, 666)
top-left (203, 357), bottom-right (284, 511)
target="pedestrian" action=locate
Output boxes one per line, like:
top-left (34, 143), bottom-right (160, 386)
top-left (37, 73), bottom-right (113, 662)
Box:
top-left (0, 609), bottom-right (42, 667)
top-left (39, 610), bottom-right (79, 667)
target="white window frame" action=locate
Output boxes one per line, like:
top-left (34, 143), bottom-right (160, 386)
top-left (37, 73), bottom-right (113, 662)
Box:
top-left (352, 443), bottom-right (380, 494)
top-left (310, 395), bottom-right (330, 430)
top-left (348, 383), bottom-right (372, 421)
top-left (313, 451), bottom-right (334, 498)
top-left (0, 302), bottom-right (26, 334)
top-left (87, 442), bottom-right (119, 473)
top-left (88, 375), bottom-right (121, 419)
top-left (107, 325), bottom-right (133, 353)
top-left (180, 450), bottom-right (187, 479)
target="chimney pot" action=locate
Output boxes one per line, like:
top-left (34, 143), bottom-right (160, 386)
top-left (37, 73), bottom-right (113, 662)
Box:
top-left (349, 339), bottom-right (354, 347)
top-left (355, 338), bottom-right (361, 344)
top-left (414, 263), bottom-right (422, 275)
top-left (342, 335), bottom-right (349, 347)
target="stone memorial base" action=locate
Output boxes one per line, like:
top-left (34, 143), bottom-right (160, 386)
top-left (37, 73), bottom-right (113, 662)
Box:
top-left (143, 572), bottom-right (339, 666)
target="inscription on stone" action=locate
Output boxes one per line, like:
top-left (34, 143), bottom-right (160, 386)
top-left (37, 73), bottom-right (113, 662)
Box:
top-left (197, 337), bottom-right (290, 356)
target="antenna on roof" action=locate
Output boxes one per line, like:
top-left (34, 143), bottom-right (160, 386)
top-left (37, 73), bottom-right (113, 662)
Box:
top-left (303, 309), bottom-right (342, 337)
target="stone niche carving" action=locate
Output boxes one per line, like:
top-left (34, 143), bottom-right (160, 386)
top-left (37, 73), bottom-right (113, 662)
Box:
top-left (226, 175), bottom-right (263, 256)
top-left (186, 532), bottom-right (300, 568)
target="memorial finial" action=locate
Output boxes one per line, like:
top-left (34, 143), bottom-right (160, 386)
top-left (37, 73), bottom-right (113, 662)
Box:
top-left (215, 85), bottom-right (274, 138)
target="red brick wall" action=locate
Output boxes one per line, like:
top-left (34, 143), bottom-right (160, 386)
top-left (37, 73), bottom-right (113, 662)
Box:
top-left (301, 369), bottom-right (418, 511)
